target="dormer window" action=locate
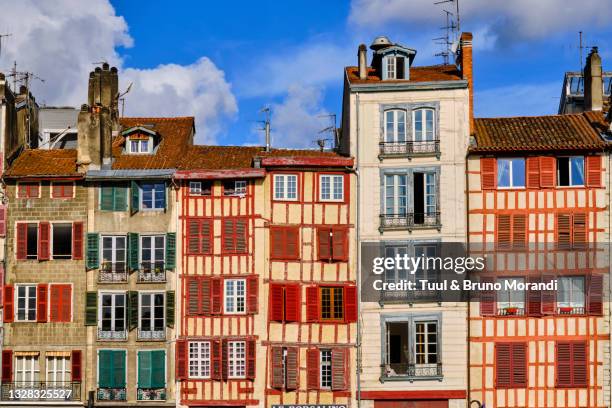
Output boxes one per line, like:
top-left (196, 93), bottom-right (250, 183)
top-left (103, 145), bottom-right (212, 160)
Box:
top-left (130, 138), bottom-right (151, 154)
top-left (385, 56), bottom-right (405, 80)
top-left (122, 126), bottom-right (157, 155)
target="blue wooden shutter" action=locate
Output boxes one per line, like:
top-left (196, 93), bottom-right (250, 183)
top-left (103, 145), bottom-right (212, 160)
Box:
top-left (98, 350), bottom-right (112, 388)
top-left (112, 350), bottom-right (126, 388)
top-left (138, 351), bottom-right (152, 388)
top-left (150, 350), bottom-right (165, 388)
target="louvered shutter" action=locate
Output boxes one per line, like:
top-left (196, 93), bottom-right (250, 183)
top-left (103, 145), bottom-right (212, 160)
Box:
top-left (526, 157), bottom-right (540, 188)
top-left (479, 277), bottom-right (496, 316)
top-left (539, 157), bottom-right (556, 187)
top-left (50, 284), bottom-right (60, 322)
top-left (72, 222), bottom-right (84, 260)
top-left (211, 340), bottom-right (222, 380)
top-left (572, 213), bottom-right (587, 248)
top-left (100, 186), bottom-right (114, 210)
top-left (306, 348), bottom-right (319, 390)
top-left (98, 350), bottom-right (112, 388)
top-left (113, 350), bottom-right (126, 388)
top-left (331, 348), bottom-right (347, 390)
top-left (166, 290), bottom-right (175, 327)
top-left (187, 278), bottom-right (200, 316)
top-left (586, 155), bottom-right (602, 187)
top-left (305, 286), bottom-right (319, 322)
top-left (38, 222), bottom-right (50, 261)
top-left (85, 291), bottom-right (97, 326)
top-left (556, 213), bottom-right (571, 249)
top-left (512, 214), bottom-right (527, 248)
top-left (222, 219), bottom-right (234, 252)
top-left (0, 205), bottom-right (6, 237)
top-left (201, 220), bottom-right (212, 254)
top-left (0, 264), bottom-right (3, 305)
top-left (332, 227), bottom-right (348, 261)
top-left (114, 186), bottom-right (128, 211)
top-left (86, 233), bottom-right (99, 269)
top-left (2, 350), bottom-right (12, 382)
top-left (480, 158), bottom-right (496, 189)
top-left (16, 223), bottom-right (27, 260)
top-left (128, 233), bottom-right (139, 270)
top-left (61, 285), bottom-right (72, 322)
top-left (317, 228), bottom-right (331, 261)
top-left (151, 350), bottom-right (165, 388)
top-left (556, 342), bottom-right (572, 387)
top-left (285, 347), bottom-right (299, 390)
top-left (211, 277), bottom-right (222, 314)
top-left (235, 219), bottom-right (247, 253)
top-left (246, 338), bottom-right (256, 379)
top-left (541, 274), bottom-right (556, 315)
top-left (286, 227), bottom-right (299, 259)
top-left (37, 283), bottom-right (48, 322)
top-left (512, 343), bottom-right (527, 387)
top-left (344, 286), bottom-right (357, 322)
top-left (587, 274), bottom-right (603, 315)
top-left (176, 340), bottom-right (187, 380)
top-left (284, 284), bottom-right (301, 322)
top-left (128, 291), bottom-right (138, 331)
top-left (3, 285), bottom-right (14, 322)
top-left (270, 347), bottom-right (284, 388)
top-left (130, 180), bottom-right (140, 214)
top-left (221, 340), bottom-right (228, 380)
top-left (138, 350), bottom-right (152, 388)
top-left (495, 343), bottom-right (512, 387)
top-left (201, 278), bottom-right (211, 315)
top-left (270, 227), bottom-right (284, 260)
top-left (71, 350), bottom-right (82, 382)
top-left (165, 232), bottom-right (176, 269)
top-left (269, 284), bottom-right (284, 321)
top-left (496, 215), bottom-right (511, 249)
top-left (572, 342), bottom-right (588, 387)
top-left (527, 275), bottom-right (542, 316)
top-left (187, 219), bottom-right (200, 254)
top-left (247, 275), bottom-right (258, 314)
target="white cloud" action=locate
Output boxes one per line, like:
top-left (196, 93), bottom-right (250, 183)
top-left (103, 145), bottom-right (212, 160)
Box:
top-left (475, 82), bottom-right (561, 118)
top-left (0, 0), bottom-right (236, 143)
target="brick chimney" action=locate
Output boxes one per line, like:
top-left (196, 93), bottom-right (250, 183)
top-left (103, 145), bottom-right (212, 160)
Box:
top-left (459, 32), bottom-right (474, 133)
top-left (358, 44), bottom-right (368, 80)
top-left (584, 47), bottom-right (603, 112)
top-left (77, 63), bottom-right (120, 171)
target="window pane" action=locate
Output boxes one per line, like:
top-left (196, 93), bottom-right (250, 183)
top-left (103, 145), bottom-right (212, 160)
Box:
top-left (571, 157), bottom-right (584, 185)
top-left (497, 160), bottom-right (511, 187)
top-left (53, 223), bottom-right (73, 259)
top-left (512, 159), bottom-right (526, 187)
top-left (397, 111), bottom-right (406, 142)
top-left (414, 110), bottom-right (423, 141)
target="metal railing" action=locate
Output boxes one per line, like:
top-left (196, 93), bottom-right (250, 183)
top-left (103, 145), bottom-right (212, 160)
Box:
top-left (138, 262), bottom-right (166, 282)
top-left (556, 306), bottom-right (586, 315)
top-left (496, 306), bottom-right (526, 316)
top-left (97, 328), bottom-right (127, 340)
top-left (138, 329), bottom-right (166, 340)
top-left (380, 288), bottom-right (441, 304)
top-left (381, 363), bottom-right (442, 380)
top-left (97, 387), bottom-right (126, 401)
top-left (379, 140), bottom-right (440, 157)
top-left (1, 381), bottom-right (81, 401)
top-left (380, 212), bottom-right (441, 231)
top-left (99, 262), bottom-right (128, 282)
top-left (137, 387), bottom-right (166, 401)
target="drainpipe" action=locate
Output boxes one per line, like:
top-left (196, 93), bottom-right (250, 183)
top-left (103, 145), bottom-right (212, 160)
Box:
top-left (355, 91), bottom-right (362, 408)
top-left (465, 150), bottom-right (472, 407)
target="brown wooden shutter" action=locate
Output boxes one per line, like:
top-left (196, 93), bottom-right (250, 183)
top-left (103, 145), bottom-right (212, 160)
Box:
top-left (211, 340), bottom-right (222, 380)
top-left (0, 205), bottom-right (6, 237)
top-left (541, 274), bottom-right (556, 315)
top-left (512, 214), bottom-right (527, 248)
top-left (286, 227), bottom-right (299, 259)
top-left (270, 347), bottom-right (284, 389)
top-left (572, 213), bottom-right (587, 247)
top-left (270, 227), bottom-right (285, 260)
top-left (16, 223), bottom-right (27, 260)
top-left (344, 286), bottom-right (357, 323)
top-left (176, 340), bottom-right (187, 380)
top-left (50, 284), bottom-right (60, 322)
top-left (286, 347), bottom-right (299, 390)
top-left (306, 348), bottom-right (319, 390)
top-left (38, 222), bottom-right (50, 261)
top-left (71, 350), bottom-right (82, 382)
top-left (222, 219), bottom-right (234, 253)
top-left (495, 343), bottom-right (512, 388)
top-left (512, 343), bottom-right (527, 387)
top-left (479, 277), bottom-right (496, 316)
top-left (572, 342), bottom-right (588, 387)
top-left (221, 339), bottom-right (228, 380)
top-left (284, 284), bottom-right (301, 322)
top-left (211, 277), bottom-right (222, 314)
top-left (269, 284), bottom-right (284, 322)
top-left (3, 285), bottom-right (14, 322)
top-left (317, 228), bottom-right (331, 261)
top-left (1, 350), bottom-right (12, 382)
top-left (72, 222), bottom-right (84, 260)
top-left (37, 283), bottom-right (48, 322)
top-left (526, 157), bottom-right (540, 188)
top-left (247, 275), bottom-right (258, 314)
top-left (201, 219), bottom-right (212, 254)
top-left (527, 275), bottom-right (542, 317)
top-left (331, 227), bottom-right (348, 261)
top-left (586, 155), bottom-right (602, 187)
top-left (539, 156), bottom-right (556, 187)
top-left (187, 219), bottom-right (201, 254)
top-left (480, 158), bottom-right (496, 190)
top-left (496, 215), bottom-right (511, 248)
top-left (235, 219), bottom-right (247, 253)
top-left (331, 348), bottom-right (347, 390)
top-left (588, 274), bottom-right (603, 316)
top-left (556, 342), bottom-right (572, 387)
top-left (187, 278), bottom-right (200, 316)
top-left (305, 286), bottom-right (319, 322)
top-left (556, 213), bottom-right (571, 248)
top-left (201, 277), bottom-right (211, 315)
top-left (246, 338), bottom-right (256, 379)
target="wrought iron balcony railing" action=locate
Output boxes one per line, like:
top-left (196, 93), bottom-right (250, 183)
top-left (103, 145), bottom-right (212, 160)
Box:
top-left (380, 363), bottom-right (442, 382)
top-left (379, 140), bottom-right (440, 158)
top-left (1, 381), bottom-right (81, 401)
top-left (99, 262), bottom-right (128, 283)
top-left (138, 262), bottom-right (166, 282)
top-left (97, 387), bottom-right (126, 401)
top-left (556, 306), bottom-right (586, 315)
top-left (138, 328), bottom-right (166, 340)
top-left (97, 328), bottom-right (127, 341)
top-left (496, 306), bottom-right (526, 316)
top-left (379, 212), bottom-right (441, 232)
top-left (137, 387), bottom-right (166, 401)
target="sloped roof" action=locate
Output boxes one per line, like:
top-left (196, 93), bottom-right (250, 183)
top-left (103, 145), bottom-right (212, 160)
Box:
top-left (345, 64), bottom-right (463, 85)
top-left (4, 149), bottom-right (80, 177)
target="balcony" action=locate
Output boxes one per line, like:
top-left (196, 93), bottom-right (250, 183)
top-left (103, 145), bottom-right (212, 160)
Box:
top-left (138, 328), bottom-right (166, 340)
top-left (557, 306), bottom-right (585, 315)
top-left (99, 262), bottom-right (128, 283)
top-left (379, 140), bottom-right (440, 159)
top-left (497, 306), bottom-right (526, 316)
top-left (1, 381), bottom-right (81, 401)
top-left (379, 212), bottom-right (441, 232)
top-left (137, 387), bottom-right (166, 401)
top-left (380, 363), bottom-right (443, 382)
top-left (138, 262), bottom-right (166, 283)
top-left (97, 387), bottom-right (126, 401)
top-left (97, 328), bottom-right (127, 341)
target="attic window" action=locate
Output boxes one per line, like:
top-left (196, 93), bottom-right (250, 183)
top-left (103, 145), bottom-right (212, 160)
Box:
top-left (385, 56), bottom-right (405, 80)
top-left (129, 137), bottom-right (152, 154)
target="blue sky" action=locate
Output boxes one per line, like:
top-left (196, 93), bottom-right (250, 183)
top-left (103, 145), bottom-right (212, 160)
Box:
top-left (2, 1), bottom-right (611, 147)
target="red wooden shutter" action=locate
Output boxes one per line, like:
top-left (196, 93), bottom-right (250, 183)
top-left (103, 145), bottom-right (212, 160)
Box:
top-left (588, 274), bottom-right (603, 316)
top-left (556, 213), bottom-right (571, 248)
top-left (480, 158), bottom-right (496, 190)
top-left (3, 285), bottom-right (13, 322)
top-left (541, 274), bottom-right (556, 315)
top-left (572, 342), bottom-right (588, 387)
top-left (305, 286), bottom-right (319, 322)
top-left (512, 343), bottom-right (527, 387)
top-left (38, 222), bottom-right (50, 261)
top-left (270, 227), bottom-right (284, 260)
top-left (556, 342), bottom-right (572, 387)
top-left (61, 285), bottom-right (72, 322)
top-left (479, 277), bottom-right (496, 316)
top-left (71, 350), bottom-right (82, 382)
top-left (512, 214), bottom-right (527, 248)
top-left (37, 283), bottom-right (48, 322)
top-left (317, 228), bottom-right (331, 261)
top-left (0, 205), bottom-right (6, 237)
top-left (235, 219), bottom-right (247, 253)
top-left (586, 155), bottom-right (602, 187)
top-left (285, 347), bottom-right (299, 390)
top-left (572, 213), bottom-right (587, 247)
top-left (1, 350), bottom-right (12, 382)
top-left (72, 222), bottom-right (84, 260)
top-left (222, 219), bottom-right (234, 253)
top-left (332, 227), bottom-right (348, 261)
top-left (331, 348), bottom-right (347, 390)
top-left (211, 340), bottom-right (222, 380)
top-left (187, 219), bottom-right (200, 254)
top-left (495, 343), bottom-right (512, 387)
top-left (176, 340), bottom-right (187, 380)
top-left (496, 215), bottom-right (511, 248)
top-left (0, 264), bottom-right (3, 305)
top-left (269, 284), bottom-right (284, 322)
top-left (211, 277), bottom-right (222, 314)
top-left (306, 348), bottom-right (319, 390)
top-left (539, 156), bottom-right (556, 188)
top-left (247, 275), bottom-right (258, 314)
top-left (286, 227), bottom-right (299, 259)
top-left (526, 157), bottom-right (540, 188)
top-left (246, 338), bottom-right (256, 379)
top-left (16, 223), bottom-right (27, 260)
top-left (221, 340), bottom-right (228, 380)
top-left (50, 284), bottom-right (60, 322)
top-left (270, 346), bottom-right (284, 388)
top-left (201, 219), bottom-right (212, 254)
top-left (187, 278), bottom-right (200, 316)
top-left (527, 275), bottom-right (542, 317)
top-left (284, 284), bottom-right (301, 322)
top-left (201, 278), bottom-right (211, 315)
top-left (344, 286), bottom-right (357, 323)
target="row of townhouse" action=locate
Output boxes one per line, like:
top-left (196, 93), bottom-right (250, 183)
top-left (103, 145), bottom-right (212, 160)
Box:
top-left (0, 30), bottom-right (611, 408)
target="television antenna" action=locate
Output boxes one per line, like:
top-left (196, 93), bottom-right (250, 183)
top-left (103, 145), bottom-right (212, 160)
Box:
top-left (433, 0), bottom-right (460, 64)
top-left (116, 82), bottom-right (133, 117)
top-left (0, 33), bottom-right (12, 60)
top-left (317, 113), bottom-right (338, 150)
top-left (258, 106), bottom-right (271, 152)
top-left (7, 63), bottom-right (45, 147)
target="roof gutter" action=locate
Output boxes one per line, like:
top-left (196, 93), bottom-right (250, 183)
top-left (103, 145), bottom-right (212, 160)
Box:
top-left (85, 169), bottom-right (175, 180)
top-left (173, 168), bottom-right (266, 180)
top-left (349, 79), bottom-right (468, 93)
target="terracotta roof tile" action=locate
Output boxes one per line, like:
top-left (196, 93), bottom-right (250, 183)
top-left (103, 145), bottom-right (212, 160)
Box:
top-left (345, 64), bottom-right (463, 84)
top-left (471, 112), bottom-right (608, 153)
top-left (5, 149), bottom-right (79, 177)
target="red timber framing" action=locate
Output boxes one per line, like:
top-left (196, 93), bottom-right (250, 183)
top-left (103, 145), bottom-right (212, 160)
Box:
top-left (467, 154), bottom-right (608, 408)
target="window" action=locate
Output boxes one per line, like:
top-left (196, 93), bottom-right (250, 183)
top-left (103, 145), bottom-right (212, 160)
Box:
top-left (99, 293), bottom-right (126, 334)
top-left (270, 226), bottom-right (299, 260)
top-left (384, 174), bottom-right (407, 216)
top-left (413, 172), bottom-right (437, 223)
top-left (384, 172), bottom-right (437, 225)
top-left (222, 219), bottom-right (247, 253)
top-left (101, 236), bottom-right (127, 272)
top-left (385, 56), bottom-right (404, 79)
top-left (27, 223), bottom-right (38, 259)
top-left (15, 355), bottom-right (40, 385)
top-left (228, 341), bottom-right (246, 379)
top-left (385, 322), bottom-right (410, 375)
top-left (495, 343), bottom-right (527, 388)
top-left (384, 246), bottom-right (409, 284)
top-left (187, 219), bottom-right (213, 255)
top-left (497, 158), bottom-right (525, 188)
top-left (320, 349), bottom-right (332, 389)
top-left (188, 342), bottom-right (210, 379)
top-left (384, 110), bottom-right (406, 142)
top-left (270, 347), bottom-right (299, 390)
top-left (137, 350), bottom-right (165, 395)
top-left (139, 293), bottom-right (165, 335)
top-left (17, 183), bottom-right (39, 198)
top-left (224, 279), bottom-right (246, 314)
top-left (52, 223), bottom-right (73, 259)
top-left (306, 348), bottom-right (347, 390)
top-left (274, 174), bottom-right (298, 201)
top-left (496, 214), bottom-right (527, 249)
top-left (556, 341), bottom-right (587, 387)
top-left (189, 181), bottom-right (212, 196)
top-left (557, 276), bottom-right (585, 313)
top-left (497, 277), bottom-right (525, 315)
top-left (413, 108), bottom-right (435, 141)
top-left (140, 235), bottom-right (165, 269)
top-left (16, 285), bottom-right (37, 321)
top-left (557, 156), bottom-right (584, 186)
top-left (415, 321), bottom-right (438, 365)
top-left (223, 180), bottom-right (247, 196)
top-left (98, 350), bottom-right (126, 390)
top-left (317, 227), bottom-right (348, 262)
top-left (556, 213), bottom-right (587, 248)
top-left (100, 184), bottom-right (128, 211)
top-left (51, 182), bottom-right (74, 199)
top-left (140, 183), bottom-right (165, 210)
top-left (49, 284), bottom-right (72, 322)
top-left (320, 287), bottom-right (343, 320)
top-left (386, 56), bottom-right (396, 79)
top-left (319, 175), bottom-right (344, 201)
top-left (46, 356), bottom-right (70, 385)
top-left (269, 284), bottom-right (301, 322)
top-left (129, 138), bottom-right (151, 154)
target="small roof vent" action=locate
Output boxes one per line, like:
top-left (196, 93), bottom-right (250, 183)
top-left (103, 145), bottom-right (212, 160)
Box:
top-left (370, 36), bottom-right (392, 51)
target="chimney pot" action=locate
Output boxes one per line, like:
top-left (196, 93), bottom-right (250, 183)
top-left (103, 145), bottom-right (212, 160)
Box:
top-left (81, 104), bottom-right (89, 112)
top-left (111, 66), bottom-right (118, 74)
top-left (358, 44), bottom-right (368, 80)
top-left (95, 67), bottom-right (102, 73)
top-left (584, 47), bottom-right (603, 111)
top-left (459, 32), bottom-right (474, 133)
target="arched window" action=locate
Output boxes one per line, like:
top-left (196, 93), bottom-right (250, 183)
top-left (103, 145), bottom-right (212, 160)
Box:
top-left (413, 108), bottom-right (435, 141)
top-left (384, 110), bottom-right (406, 143)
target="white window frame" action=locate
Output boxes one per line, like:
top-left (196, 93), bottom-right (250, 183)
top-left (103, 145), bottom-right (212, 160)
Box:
top-left (15, 355), bottom-right (40, 385)
top-left (46, 355), bottom-right (71, 385)
top-left (386, 56), bottom-right (397, 79)
top-left (138, 292), bottom-right (165, 333)
top-left (497, 158), bottom-right (526, 189)
top-left (412, 108), bottom-right (435, 142)
top-left (100, 235), bottom-right (127, 267)
top-left (384, 174), bottom-right (408, 216)
top-left (233, 180), bottom-right (247, 196)
top-left (224, 279), bottom-right (246, 314)
top-left (384, 109), bottom-right (406, 143)
top-left (557, 156), bottom-right (585, 187)
top-left (15, 284), bottom-right (37, 322)
top-left (139, 235), bottom-right (166, 266)
top-left (128, 137), bottom-right (152, 154)
top-left (189, 181), bottom-right (202, 195)
top-left (188, 341), bottom-right (211, 379)
top-left (414, 320), bottom-right (439, 366)
top-left (274, 174), bottom-right (298, 201)
top-left (227, 341), bottom-right (246, 379)
top-left (140, 183), bottom-right (165, 210)
top-left (557, 276), bottom-right (586, 309)
top-left (319, 174), bottom-right (344, 202)
top-left (496, 277), bottom-right (526, 311)
top-left (320, 349), bottom-right (332, 389)
top-left (98, 292), bottom-right (127, 333)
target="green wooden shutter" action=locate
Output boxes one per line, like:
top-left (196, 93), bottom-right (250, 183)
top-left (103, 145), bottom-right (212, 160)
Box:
top-left (138, 351), bottom-right (152, 388)
top-left (128, 291), bottom-right (139, 331)
top-left (131, 181), bottom-right (140, 215)
top-left (85, 292), bottom-right (98, 326)
top-left (98, 350), bottom-right (113, 387)
top-left (128, 233), bottom-right (139, 270)
top-left (114, 186), bottom-right (128, 211)
top-left (100, 186), bottom-right (114, 211)
top-left (86, 233), bottom-right (100, 269)
top-left (150, 350), bottom-right (165, 388)
top-left (166, 291), bottom-right (175, 328)
top-left (165, 233), bottom-right (176, 269)
top-left (112, 350), bottom-right (126, 388)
